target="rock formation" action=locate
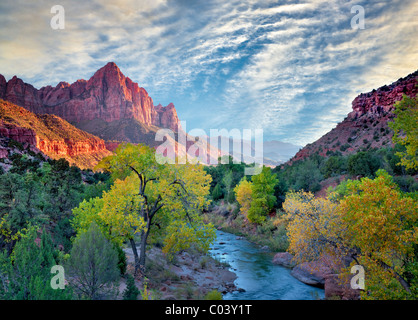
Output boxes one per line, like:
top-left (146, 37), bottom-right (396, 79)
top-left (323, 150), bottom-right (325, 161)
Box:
top-left (0, 99), bottom-right (112, 168)
top-left (0, 62), bottom-right (180, 133)
top-left (289, 70), bottom-right (418, 163)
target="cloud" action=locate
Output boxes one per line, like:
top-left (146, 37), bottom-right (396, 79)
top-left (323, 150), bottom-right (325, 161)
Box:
top-left (0, 0), bottom-right (417, 147)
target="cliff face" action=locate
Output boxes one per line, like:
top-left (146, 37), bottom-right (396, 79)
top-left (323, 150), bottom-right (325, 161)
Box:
top-left (290, 70), bottom-right (418, 163)
top-left (349, 71), bottom-right (418, 119)
top-left (0, 99), bottom-right (112, 168)
top-left (0, 62), bottom-right (180, 133)
top-left (0, 126), bottom-right (37, 146)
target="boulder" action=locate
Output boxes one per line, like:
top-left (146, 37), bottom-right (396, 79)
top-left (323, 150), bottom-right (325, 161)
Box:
top-left (324, 274), bottom-right (361, 300)
top-left (272, 252), bottom-right (296, 268)
top-left (291, 260), bottom-right (331, 287)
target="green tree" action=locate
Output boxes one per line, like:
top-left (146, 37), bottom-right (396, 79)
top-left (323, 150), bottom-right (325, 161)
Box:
top-left (247, 166), bottom-right (278, 224)
top-left (0, 227), bottom-right (72, 300)
top-left (222, 170), bottom-right (234, 203)
top-left (212, 183), bottom-right (223, 201)
top-left (389, 93), bottom-right (418, 170)
top-left (122, 274), bottom-right (140, 300)
top-left (293, 159), bottom-right (323, 192)
top-left (66, 222), bottom-right (120, 300)
top-left (347, 151), bottom-right (381, 177)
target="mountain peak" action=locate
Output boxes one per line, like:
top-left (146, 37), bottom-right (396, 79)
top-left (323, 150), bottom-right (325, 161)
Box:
top-left (92, 61), bottom-right (124, 81)
top-left (0, 64), bottom-right (181, 132)
top-left (103, 61), bottom-right (120, 70)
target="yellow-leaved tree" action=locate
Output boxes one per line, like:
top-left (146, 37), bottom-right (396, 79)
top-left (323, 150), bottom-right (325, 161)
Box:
top-left (234, 178), bottom-right (253, 218)
top-left (72, 143), bottom-right (215, 275)
top-left (284, 170), bottom-right (418, 299)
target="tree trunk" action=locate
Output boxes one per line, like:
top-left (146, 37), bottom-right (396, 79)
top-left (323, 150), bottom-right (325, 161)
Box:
top-left (129, 238), bottom-right (140, 276)
top-left (138, 225), bottom-right (151, 275)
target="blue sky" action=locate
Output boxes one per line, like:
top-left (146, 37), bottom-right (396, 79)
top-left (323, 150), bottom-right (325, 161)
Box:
top-left (0, 0), bottom-right (417, 146)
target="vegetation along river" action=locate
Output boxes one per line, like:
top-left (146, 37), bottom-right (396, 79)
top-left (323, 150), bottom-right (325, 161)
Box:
top-left (209, 230), bottom-right (324, 300)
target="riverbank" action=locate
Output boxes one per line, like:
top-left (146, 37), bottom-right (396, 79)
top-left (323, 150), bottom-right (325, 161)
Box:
top-left (120, 245), bottom-right (238, 300)
top-left (203, 204), bottom-right (358, 300)
top-left (202, 203), bottom-right (289, 253)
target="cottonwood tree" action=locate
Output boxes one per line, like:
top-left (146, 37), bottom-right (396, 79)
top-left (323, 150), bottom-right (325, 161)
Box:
top-left (247, 166), bottom-right (278, 224)
top-left (234, 178), bottom-right (253, 218)
top-left (284, 170), bottom-right (418, 299)
top-left (73, 143), bottom-right (215, 275)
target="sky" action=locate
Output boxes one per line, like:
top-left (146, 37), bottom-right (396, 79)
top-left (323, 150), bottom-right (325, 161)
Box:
top-left (0, 0), bottom-right (417, 147)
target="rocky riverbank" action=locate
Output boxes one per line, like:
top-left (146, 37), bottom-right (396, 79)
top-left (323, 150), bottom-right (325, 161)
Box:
top-left (272, 252), bottom-right (361, 300)
top-left (120, 245), bottom-right (237, 300)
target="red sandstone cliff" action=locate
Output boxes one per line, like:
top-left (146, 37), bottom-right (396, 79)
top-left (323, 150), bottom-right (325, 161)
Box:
top-left (0, 62), bottom-right (180, 133)
top-left (289, 70), bottom-right (418, 163)
top-left (0, 99), bottom-right (112, 168)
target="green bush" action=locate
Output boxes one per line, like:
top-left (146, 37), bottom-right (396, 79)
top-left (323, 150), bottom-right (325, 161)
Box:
top-left (123, 274), bottom-right (140, 300)
top-left (347, 151), bottom-right (381, 177)
top-left (205, 290), bottom-right (223, 300)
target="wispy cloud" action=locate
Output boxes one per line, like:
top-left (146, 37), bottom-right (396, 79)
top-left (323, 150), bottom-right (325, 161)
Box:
top-left (0, 0), bottom-right (417, 146)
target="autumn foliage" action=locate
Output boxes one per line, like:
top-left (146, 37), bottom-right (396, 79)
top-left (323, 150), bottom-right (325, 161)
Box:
top-left (284, 170), bottom-right (418, 299)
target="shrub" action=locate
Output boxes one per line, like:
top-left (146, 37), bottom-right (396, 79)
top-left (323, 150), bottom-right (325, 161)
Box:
top-left (205, 290), bottom-right (223, 300)
top-left (66, 222), bottom-right (120, 300)
top-left (123, 274), bottom-right (140, 300)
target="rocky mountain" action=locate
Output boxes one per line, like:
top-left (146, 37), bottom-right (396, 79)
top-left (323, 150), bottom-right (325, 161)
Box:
top-left (0, 62), bottom-right (180, 144)
top-left (0, 99), bottom-right (112, 169)
top-left (289, 70), bottom-right (418, 163)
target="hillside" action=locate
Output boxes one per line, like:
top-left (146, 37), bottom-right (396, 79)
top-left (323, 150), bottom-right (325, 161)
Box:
top-left (289, 70), bottom-right (418, 163)
top-left (0, 99), bottom-right (112, 169)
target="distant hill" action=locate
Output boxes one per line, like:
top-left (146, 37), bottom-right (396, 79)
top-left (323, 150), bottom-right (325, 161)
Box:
top-left (0, 99), bottom-right (112, 169)
top-left (205, 135), bottom-right (301, 166)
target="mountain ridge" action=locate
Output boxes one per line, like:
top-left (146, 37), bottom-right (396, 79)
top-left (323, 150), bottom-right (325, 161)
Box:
top-left (0, 62), bottom-right (180, 136)
top-left (287, 70), bottom-right (418, 165)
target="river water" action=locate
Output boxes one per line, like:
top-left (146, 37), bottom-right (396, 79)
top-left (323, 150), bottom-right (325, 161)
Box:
top-left (209, 230), bottom-right (324, 300)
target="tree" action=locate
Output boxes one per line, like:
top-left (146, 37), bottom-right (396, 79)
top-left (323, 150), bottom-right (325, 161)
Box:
top-left (212, 183), bottom-right (223, 201)
top-left (0, 227), bottom-right (72, 300)
top-left (347, 151), bottom-right (381, 177)
top-left (66, 222), bottom-right (120, 300)
top-left (76, 143), bottom-right (215, 275)
top-left (234, 178), bottom-right (253, 218)
top-left (122, 274), bottom-right (140, 300)
top-left (322, 155), bottom-right (347, 178)
top-left (389, 93), bottom-right (418, 170)
top-left (222, 170), bottom-right (234, 203)
top-left (284, 170), bottom-right (418, 299)
top-left (247, 166), bottom-right (278, 224)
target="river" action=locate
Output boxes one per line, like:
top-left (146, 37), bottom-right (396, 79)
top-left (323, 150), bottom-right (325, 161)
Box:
top-left (209, 230), bottom-right (324, 300)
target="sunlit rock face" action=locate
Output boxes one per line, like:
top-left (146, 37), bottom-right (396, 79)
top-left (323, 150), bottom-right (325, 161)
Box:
top-left (0, 62), bottom-right (180, 132)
